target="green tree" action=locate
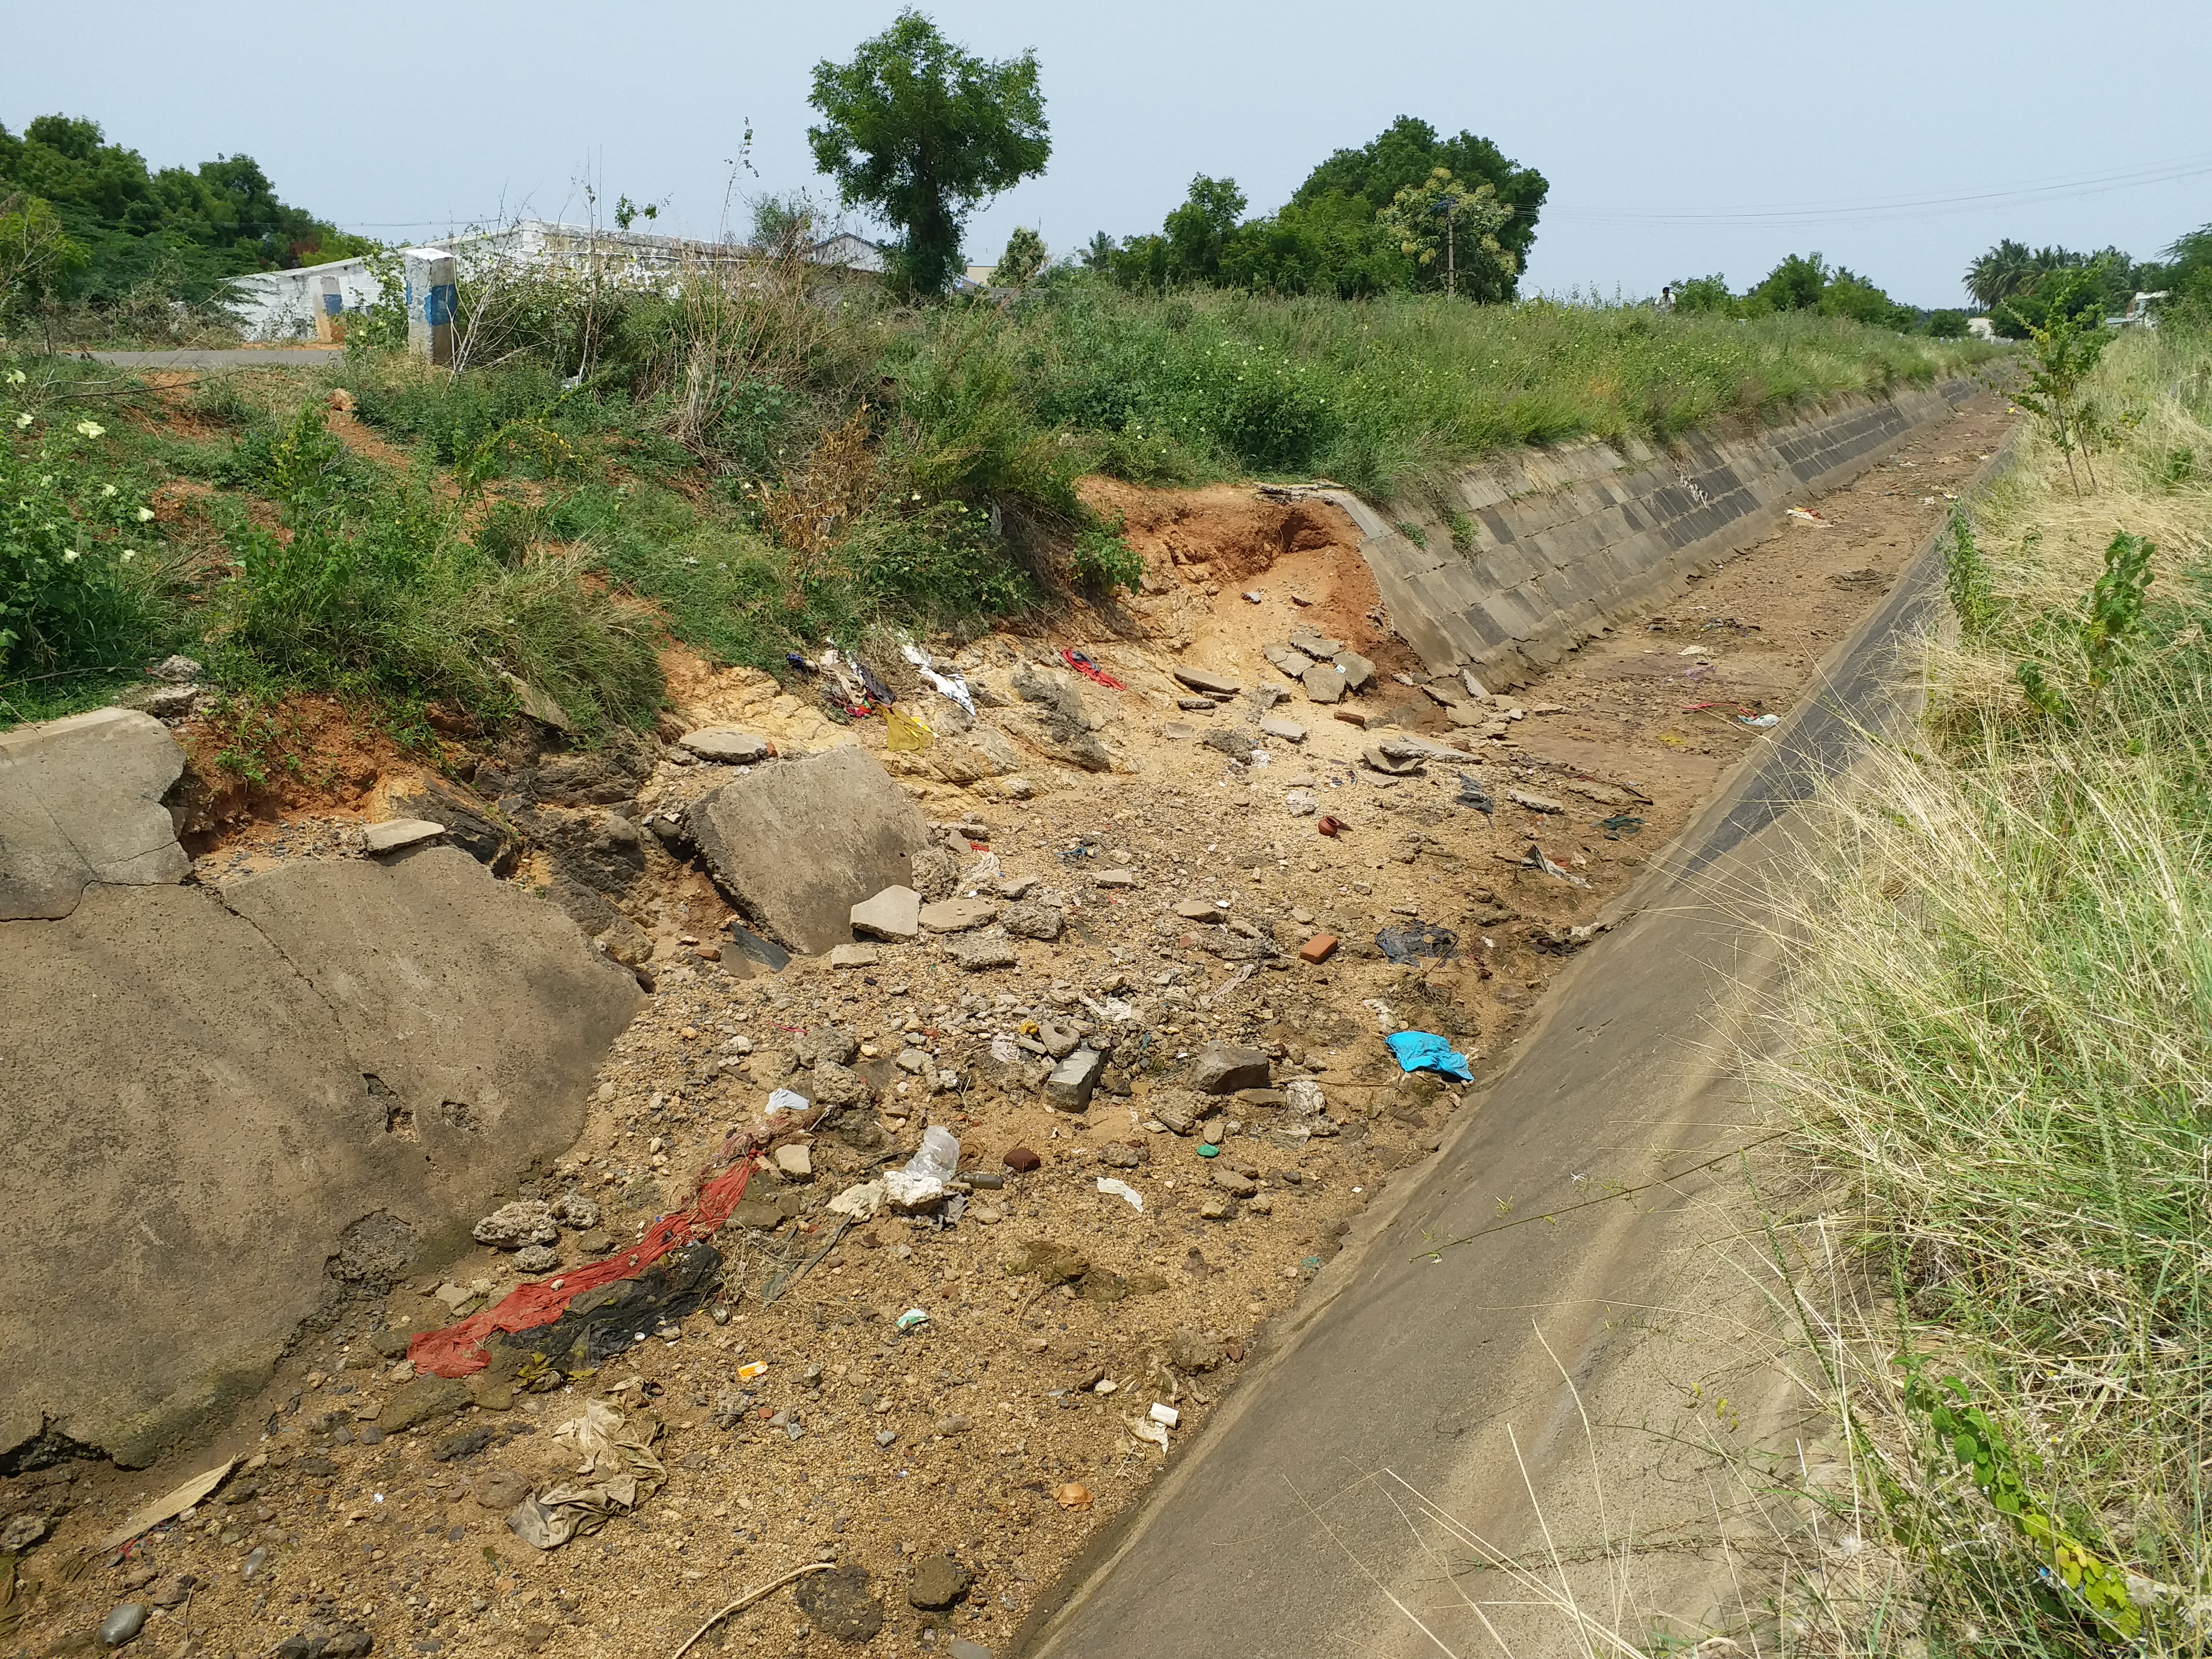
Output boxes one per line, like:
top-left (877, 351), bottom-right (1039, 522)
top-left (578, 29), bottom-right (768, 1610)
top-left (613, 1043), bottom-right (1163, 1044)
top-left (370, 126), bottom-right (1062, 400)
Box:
top-left (1286, 116), bottom-right (1546, 298)
top-left (1670, 274), bottom-right (1736, 314)
top-left (2006, 271), bottom-right (2113, 497)
top-left (1965, 238), bottom-right (2035, 311)
top-left (1161, 175), bottom-right (1246, 285)
top-left (806, 10), bottom-right (1050, 297)
top-left (1376, 168), bottom-right (1511, 300)
top-left (1079, 230), bottom-right (1115, 272)
top-left (0, 192), bottom-right (89, 327)
top-left (990, 226), bottom-right (1046, 287)
top-left (1750, 252), bottom-right (1831, 312)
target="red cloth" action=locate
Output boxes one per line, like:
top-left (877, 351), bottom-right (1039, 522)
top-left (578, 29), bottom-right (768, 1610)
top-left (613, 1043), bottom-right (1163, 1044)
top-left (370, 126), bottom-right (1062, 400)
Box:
top-left (1060, 649), bottom-right (1126, 691)
top-left (409, 1158), bottom-right (758, 1377)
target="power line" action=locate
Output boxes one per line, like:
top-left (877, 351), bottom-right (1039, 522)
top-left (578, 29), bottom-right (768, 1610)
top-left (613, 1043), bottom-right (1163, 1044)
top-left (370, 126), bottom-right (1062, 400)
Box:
top-left (1550, 152), bottom-right (2212, 229)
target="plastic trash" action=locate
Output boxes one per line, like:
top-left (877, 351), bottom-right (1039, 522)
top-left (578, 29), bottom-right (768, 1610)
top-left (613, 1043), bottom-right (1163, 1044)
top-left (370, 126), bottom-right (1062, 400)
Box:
top-left (1385, 1030), bottom-right (1476, 1083)
top-left (1455, 773), bottom-right (1494, 821)
top-left (1599, 814), bottom-right (1645, 839)
top-left (765, 1088), bottom-right (809, 1119)
top-left (883, 705), bottom-right (934, 751)
top-left (901, 641), bottom-right (977, 719)
top-left (1148, 1402), bottom-right (1180, 1428)
top-left (1740, 712), bottom-right (1780, 729)
top-left (1096, 1177), bottom-right (1144, 1211)
top-left (907, 1126), bottom-right (961, 1183)
top-left (895, 1309), bottom-right (929, 1333)
top-left (1060, 649), bottom-right (1127, 691)
top-left (1132, 1417), bottom-right (1171, 1451)
top-left (1376, 922), bottom-right (1458, 963)
top-left (737, 1361), bottom-right (768, 1380)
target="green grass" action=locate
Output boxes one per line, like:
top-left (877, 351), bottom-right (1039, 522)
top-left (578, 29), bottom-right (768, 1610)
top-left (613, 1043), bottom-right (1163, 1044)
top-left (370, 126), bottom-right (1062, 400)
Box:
top-left (2, 270), bottom-right (1994, 735)
top-left (1765, 325), bottom-right (2212, 1653)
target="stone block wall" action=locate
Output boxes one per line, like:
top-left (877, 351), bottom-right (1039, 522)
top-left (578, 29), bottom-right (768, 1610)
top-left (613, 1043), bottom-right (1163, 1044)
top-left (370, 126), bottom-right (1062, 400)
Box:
top-left (1322, 378), bottom-right (1981, 685)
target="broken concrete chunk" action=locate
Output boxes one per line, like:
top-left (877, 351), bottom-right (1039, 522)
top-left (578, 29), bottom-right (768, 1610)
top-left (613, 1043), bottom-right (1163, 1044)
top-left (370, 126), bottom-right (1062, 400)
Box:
top-left (1093, 868), bottom-right (1138, 889)
top-left (1259, 716), bottom-right (1307, 744)
top-left (677, 727), bottom-right (773, 764)
top-left (1333, 650), bottom-right (1376, 692)
top-left (996, 876), bottom-right (1041, 900)
top-left (376, 1376), bottom-right (470, 1434)
top-left (1506, 789), bottom-right (1565, 814)
top-left (850, 885), bottom-right (922, 942)
top-left (0, 707), bottom-right (190, 920)
top-left (830, 943), bottom-right (881, 970)
top-left (1190, 1042), bottom-right (1271, 1094)
top-left (1289, 628), bottom-right (1346, 659)
top-left (1300, 663), bottom-right (1345, 704)
top-left (942, 931), bottom-right (1019, 971)
top-left (1172, 668), bottom-right (1240, 697)
top-left (474, 1201), bottom-right (559, 1250)
top-left (1211, 1166), bottom-right (1259, 1199)
top-left (910, 843), bottom-right (960, 902)
top-left (773, 1143), bottom-right (813, 1180)
top-left (688, 748), bottom-right (933, 955)
top-left (1262, 644), bottom-right (1316, 680)
top-left (999, 901), bottom-right (1063, 940)
top-left (362, 818), bottom-right (445, 855)
top-left (919, 897), bottom-right (997, 933)
top-left (1044, 1047), bottom-right (1107, 1111)
top-left (1174, 897), bottom-right (1226, 923)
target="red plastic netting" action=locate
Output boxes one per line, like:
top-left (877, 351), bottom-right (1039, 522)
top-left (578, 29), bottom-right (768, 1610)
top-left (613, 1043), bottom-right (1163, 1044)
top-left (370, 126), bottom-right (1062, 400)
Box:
top-left (408, 1157), bottom-right (759, 1377)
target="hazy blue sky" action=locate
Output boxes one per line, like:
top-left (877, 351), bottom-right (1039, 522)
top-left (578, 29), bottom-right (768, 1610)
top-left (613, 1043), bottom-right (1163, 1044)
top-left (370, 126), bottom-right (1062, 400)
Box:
top-left (10, 0), bottom-right (2211, 307)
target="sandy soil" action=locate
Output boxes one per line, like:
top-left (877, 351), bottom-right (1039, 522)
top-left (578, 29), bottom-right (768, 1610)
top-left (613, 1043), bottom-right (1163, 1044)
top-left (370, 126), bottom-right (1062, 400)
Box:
top-left (0, 392), bottom-right (2012, 1659)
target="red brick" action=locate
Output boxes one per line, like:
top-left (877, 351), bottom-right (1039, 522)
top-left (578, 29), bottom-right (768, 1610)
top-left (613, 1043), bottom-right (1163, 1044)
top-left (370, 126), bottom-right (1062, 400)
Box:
top-left (1298, 933), bottom-right (1340, 964)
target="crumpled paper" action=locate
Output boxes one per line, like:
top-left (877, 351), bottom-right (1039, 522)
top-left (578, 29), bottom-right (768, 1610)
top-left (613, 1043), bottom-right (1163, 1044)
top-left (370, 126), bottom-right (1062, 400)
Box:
top-left (505, 1399), bottom-right (666, 1550)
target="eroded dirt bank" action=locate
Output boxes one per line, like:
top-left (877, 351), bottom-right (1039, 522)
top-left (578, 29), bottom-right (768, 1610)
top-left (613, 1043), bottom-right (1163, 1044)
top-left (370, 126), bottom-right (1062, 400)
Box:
top-left (0, 391), bottom-right (2012, 1659)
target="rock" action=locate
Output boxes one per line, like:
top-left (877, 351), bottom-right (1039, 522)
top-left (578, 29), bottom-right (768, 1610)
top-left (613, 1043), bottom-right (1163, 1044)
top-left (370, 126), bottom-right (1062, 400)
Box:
top-left (1284, 1078), bottom-right (1327, 1117)
top-left (377, 1376), bottom-right (469, 1434)
top-left (1300, 662), bottom-right (1345, 704)
top-left (1211, 1166), bottom-right (1259, 1199)
top-left (999, 902), bottom-right (1063, 940)
top-left (910, 843), bottom-right (960, 902)
top-left (1009, 1240), bottom-right (1089, 1284)
top-left (116, 681), bottom-right (202, 719)
top-left (1174, 897), bottom-right (1226, 923)
top-left (1506, 789), bottom-right (1565, 814)
top-left (473, 1470), bottom-right (536, 1511)
top-left (1297, 934), bottom-right (1339, 963)
top-left (240, 1544), bottom-right (270, 1581)
top-left (1333, 650), bottom-right (1376, 691)
top-left (849, 885), bottom-right (922, 942)
top-left (895, 1047), bottom-right (930, 1073)
top-left (1189, 1042), bottom-right (1270, 1094)
top-left (0, 1513), bottom-right (49, 1551)
top-left (513, 1244), bottom-right (558, 1273)
top-left (942, 932), bottom-right (1018, 971)
top-left (773, 1143), bottom-right (814, 1179)
top-left (949, 1640), bottom-right (996, 1659)
top-left (99, 1604), bottom-right (148, 1647)
top-left (474, 1201), bottom-right (559, 1250)
top-left (577, 1229), bottom-right (611, 1254)
top-left (1150, 1096), bottom-right (1210, 1136)
top-left (830, 943), bottom-right (881, 969)
top-left (997, 876), bottom-right (1041, 900)
top-left (1172, 669), bottom-right (1240, 697)
top-left (1035, 1018), bottom-right (1082, 1058)
top-left (530, 745), bottom-right (651, 808)
top-left (687, 748), bottom-right (934, 956)
top-left (1101, 1141), bottom-right (1145, 1168)
top-left (935, 1414), bottom-right (973, 1436)
top-left (552, 1191), bottom-right (600, 1228)
top-left (798, 1028), bottom-right (860, 1068)
top-left (1199, 1197), bottom-right (1231, 1220)
top-left (1093, 869), bottom-right (1137, 889)
top-left (1167, 1327), bottom-right (1226, 1373)
top-left (1003, 1146), bottom-right (1041, 1173)
top-left (387, 778), bottom-right (521, 874)
top-left (875, 1429), bottom-right (899, 1448)
top-left (150, 654), bottom-right (203, 683)
top-left (1005, 664), bottom-right (1112, 772)
top-left (362, 818), bottom-right (445, 854)
top-left (323, 1632), bottom-right (373, 1659)
top-left (883, 1170), bottom-right (946, 1212)
top-left (918, 897), bottom-right (997, 933)
top-left (1259, 716), bottom-right (1308, 744)
top-left (795, 1563), bottom-right (886, 1644)
top-left (908, 1556), bottom-right (973, 1610)
top-left (1284, 790), bottom-right (1317, 816)
top-left (1044, 1047), bottom-right (1107, 1110)
top-left (528, 806), bottom-right (645, 895)
top-left (809, 1062), bottom-right (874, 1109)
top-left (0, 708), bottom-right (189, 921)
top-left (678, 727), bottom-right (773, 764)
top-left (146, 1578), bottom-right (190, 1610)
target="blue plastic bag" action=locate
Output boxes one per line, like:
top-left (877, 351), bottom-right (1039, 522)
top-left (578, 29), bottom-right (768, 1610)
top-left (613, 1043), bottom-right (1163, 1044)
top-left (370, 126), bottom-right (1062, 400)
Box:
top-left (1385, 1030), bottom-right (1474, 1083)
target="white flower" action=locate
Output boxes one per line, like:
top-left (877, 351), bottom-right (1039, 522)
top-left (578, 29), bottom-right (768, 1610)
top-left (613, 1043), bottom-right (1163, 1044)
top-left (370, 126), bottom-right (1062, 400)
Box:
top-left (62, 550), bottom-right (79, 563)
top-left (75, 420), bottom-right (105, 439)
top-left (12, 413), bottom-right (28, 429)
top-left (121, 549), bottom-right (137, 563)
top-left (101, 483), bottom-right (117, 498)
top-left (4, 368), bottom-right (24, 385)
top-left (135, 506), bottom-right (155, 521)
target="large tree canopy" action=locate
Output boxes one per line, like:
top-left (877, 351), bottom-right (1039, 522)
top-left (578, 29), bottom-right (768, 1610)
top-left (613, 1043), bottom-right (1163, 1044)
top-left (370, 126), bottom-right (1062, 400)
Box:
top-left (0, 114), bottom-right (362, 301)
top-left (807, 11), bottom-right (1050, 296)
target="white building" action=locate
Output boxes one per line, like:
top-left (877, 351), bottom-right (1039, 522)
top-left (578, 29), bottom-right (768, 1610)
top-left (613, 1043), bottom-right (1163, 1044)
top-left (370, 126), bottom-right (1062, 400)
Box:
top-left (226, 219), bottom-right (889, 340)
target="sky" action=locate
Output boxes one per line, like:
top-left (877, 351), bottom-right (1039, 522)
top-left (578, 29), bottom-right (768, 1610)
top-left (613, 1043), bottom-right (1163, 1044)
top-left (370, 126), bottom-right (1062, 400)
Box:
top-left (8, 0), bottom-right (2211, 309)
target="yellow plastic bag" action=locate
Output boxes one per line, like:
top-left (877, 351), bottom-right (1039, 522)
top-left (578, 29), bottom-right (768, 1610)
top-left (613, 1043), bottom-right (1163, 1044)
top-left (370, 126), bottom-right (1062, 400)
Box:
top-left (883, 705), bottom-right (934, 752)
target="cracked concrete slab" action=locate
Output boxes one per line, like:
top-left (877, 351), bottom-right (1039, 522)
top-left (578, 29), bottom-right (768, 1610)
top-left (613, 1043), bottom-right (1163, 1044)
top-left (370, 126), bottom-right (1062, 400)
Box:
top-left (0, 847), bottom-right (641, 1467)
top-left (0, 708), bottom-right (189, 919)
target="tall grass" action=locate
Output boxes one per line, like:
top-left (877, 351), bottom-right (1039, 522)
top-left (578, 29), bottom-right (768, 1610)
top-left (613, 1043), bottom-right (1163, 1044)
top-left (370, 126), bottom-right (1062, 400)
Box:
top-left (1764, 325), bottom-right (2212, 1653)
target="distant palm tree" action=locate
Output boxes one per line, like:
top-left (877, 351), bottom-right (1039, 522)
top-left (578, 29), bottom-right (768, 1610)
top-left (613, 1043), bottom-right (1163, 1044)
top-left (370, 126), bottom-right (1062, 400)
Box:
top-left (1965, 239), bottom-right (2034, 310)
top-left (1081, 231), bottom-right (1116, 272)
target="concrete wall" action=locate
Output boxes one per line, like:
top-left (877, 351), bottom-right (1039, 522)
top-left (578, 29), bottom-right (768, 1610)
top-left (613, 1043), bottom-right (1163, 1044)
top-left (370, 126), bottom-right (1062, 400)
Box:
top-left (1322, 377), bottom-right (1982, 685)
